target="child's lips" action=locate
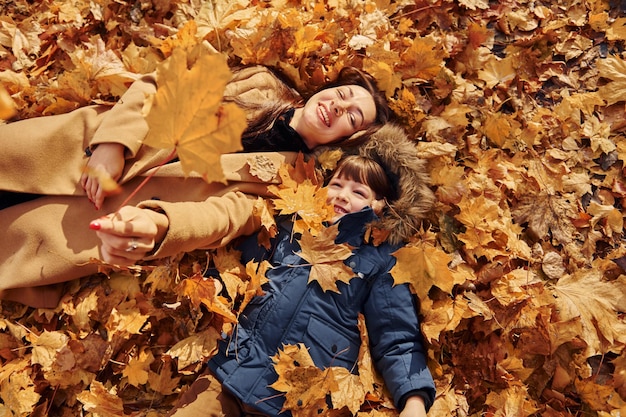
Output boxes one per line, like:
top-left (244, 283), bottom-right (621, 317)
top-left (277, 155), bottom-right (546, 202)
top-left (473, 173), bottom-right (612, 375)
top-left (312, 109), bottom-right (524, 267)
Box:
top-left (334, 205), bottom-right (347, 215)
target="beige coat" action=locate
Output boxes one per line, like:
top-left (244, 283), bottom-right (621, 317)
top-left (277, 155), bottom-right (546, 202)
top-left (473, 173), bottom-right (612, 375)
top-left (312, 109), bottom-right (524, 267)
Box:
top-left (0, 66), bottom-right (299, 308)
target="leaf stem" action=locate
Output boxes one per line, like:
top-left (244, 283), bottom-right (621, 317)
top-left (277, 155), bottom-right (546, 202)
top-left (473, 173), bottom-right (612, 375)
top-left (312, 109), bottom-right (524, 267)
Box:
top-left (115, 148), bottom-right (177, 213)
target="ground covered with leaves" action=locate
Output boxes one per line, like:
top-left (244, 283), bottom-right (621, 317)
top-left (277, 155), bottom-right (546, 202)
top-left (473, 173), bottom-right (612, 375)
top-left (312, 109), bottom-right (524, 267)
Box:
top-left (1, 0), bottom-right (625, 416)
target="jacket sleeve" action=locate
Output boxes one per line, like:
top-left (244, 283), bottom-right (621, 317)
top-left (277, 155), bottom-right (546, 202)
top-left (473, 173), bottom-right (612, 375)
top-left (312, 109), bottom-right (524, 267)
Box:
top-left (137, 191), bottom-right (263, 259)
top-left (89, 73), bottom-right (157, 157)
top-left (364, 256), bottom-right (436, 411)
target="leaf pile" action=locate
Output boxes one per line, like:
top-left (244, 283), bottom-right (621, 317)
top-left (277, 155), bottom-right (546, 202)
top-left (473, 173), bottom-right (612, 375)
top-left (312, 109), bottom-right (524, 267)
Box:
top-left (1, 1), bottom-right (626, 416)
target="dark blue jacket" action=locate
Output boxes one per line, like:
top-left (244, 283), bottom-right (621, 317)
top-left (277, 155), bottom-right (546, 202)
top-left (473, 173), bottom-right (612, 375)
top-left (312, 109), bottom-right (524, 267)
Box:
top-left (208, 208), bottom-right (436, 415)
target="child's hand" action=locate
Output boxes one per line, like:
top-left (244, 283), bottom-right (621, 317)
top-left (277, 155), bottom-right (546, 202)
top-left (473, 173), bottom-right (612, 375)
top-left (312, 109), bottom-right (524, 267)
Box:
top-left (81, 143), bottom-right (126, 209)
top-left (399, 396), bottom-right (427, 417)
top-left (89, 206), bottom-right (168, 265)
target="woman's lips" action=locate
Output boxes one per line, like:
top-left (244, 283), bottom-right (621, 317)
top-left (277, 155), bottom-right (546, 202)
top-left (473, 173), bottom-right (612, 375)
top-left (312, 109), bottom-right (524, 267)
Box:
top-left (318, 104), bottom-right (330, 127)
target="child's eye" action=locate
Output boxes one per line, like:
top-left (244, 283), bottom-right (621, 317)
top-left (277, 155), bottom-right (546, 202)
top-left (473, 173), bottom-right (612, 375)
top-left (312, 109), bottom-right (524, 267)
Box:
top-left (337, 90), bottom-right (345, 99)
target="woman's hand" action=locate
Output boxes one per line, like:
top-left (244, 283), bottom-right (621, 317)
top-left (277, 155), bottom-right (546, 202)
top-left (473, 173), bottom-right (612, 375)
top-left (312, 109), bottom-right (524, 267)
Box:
top-left (81, 143), bottom-right (126, 210)
top-left (90, 206), bottom-right (169, 265)
top-left (399, 395), bottom-right (427, 417)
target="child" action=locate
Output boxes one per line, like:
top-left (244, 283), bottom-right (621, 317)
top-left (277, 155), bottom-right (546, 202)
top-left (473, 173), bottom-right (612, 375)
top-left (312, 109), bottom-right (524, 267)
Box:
top-left (161, 125), bottom-right (437, 416)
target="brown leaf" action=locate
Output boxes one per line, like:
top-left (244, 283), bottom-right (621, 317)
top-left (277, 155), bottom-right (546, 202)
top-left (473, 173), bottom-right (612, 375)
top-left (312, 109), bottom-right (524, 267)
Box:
top-left (512, 192), bottom-right (578, 245)
top-left (166, 327), bottom-right (221, 372)
top-left (296, 224), bottom-right (355, 293)
top-left (551, 270), bottom-right (626, 356)
top-left (177, 274), bottom-right (237, 323)
top-left (76, 380), bottom-right (125, 417)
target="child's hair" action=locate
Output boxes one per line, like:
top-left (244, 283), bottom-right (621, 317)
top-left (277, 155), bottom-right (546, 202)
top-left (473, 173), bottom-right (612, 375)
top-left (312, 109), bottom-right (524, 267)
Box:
top-left (331, 155), bottom-right (398, 202)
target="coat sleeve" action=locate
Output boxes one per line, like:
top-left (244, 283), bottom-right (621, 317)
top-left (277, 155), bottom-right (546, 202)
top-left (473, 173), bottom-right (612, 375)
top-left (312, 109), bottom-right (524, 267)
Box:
top-left (89, 73), bottom-right (157, 157)
top-left (224, 66), bottom-right (301, 111)
top-left (364, 256), bottom-right (436, 411)
top-left (137, 191), bottom-right (263, 259)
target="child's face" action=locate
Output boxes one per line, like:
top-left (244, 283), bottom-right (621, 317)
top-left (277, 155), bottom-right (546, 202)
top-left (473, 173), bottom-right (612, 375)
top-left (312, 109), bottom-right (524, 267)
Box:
top-left (326, 175), bottom-right (384, 222)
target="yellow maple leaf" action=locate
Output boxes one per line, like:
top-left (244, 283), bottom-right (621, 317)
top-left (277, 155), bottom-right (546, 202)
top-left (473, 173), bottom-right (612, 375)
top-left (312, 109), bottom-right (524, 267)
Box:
top-left (477, 55), bottom-right (516, 88)
top-left (550, 269), bottom-right (626, 356)
top-left (166, 327), bottom-right (221, 372)
top-left (104, 301), bottom-right (149, 341)
top-left (158, 20), bottom-right (201, 57)
top-left (356, 314), bottom-right (387, 403)
top-left (327, 367), bottom-right (366, 415)
top-left (77, 380), bottom-right (125, 416)
top-left (512, 191), bottom-right (578, 245)
top-left (29, 330), bottom-right (69, 369)
top-left (239, 260), bottom-right (270, 314)
top-left (597, 56), bottom-right (626, 105)
top-left (481, 111), bottom-right (522, 148)
top-left (123, 347), bottom-right (154, 387)
top-left (400, 36), bottom-right (445, 81)
top-left (485, 383), bottom-right (540, 416)
top-left (143, 46), bottom-right (246, 184)
top-left (391, 241), bottom-right (457, 301)
top-left (288, 25), bottom-right (324, 61)
top-left (271, 180), bottom-right (333, 235)
top-left (213, 246), bottom-right (246, 299)
top-left (296, 224), bottom-right (355, 293)
top-left (363, 53), bottom-right (403, 96)
top-left (316, 148), bottom-right (343, 172)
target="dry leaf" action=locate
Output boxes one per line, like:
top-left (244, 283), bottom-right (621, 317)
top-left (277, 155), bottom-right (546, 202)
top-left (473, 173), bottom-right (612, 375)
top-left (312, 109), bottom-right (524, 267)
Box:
top-left (143, 46), bottom-right (246, 183)
top-left (296, 224), bottom-right (355, 293)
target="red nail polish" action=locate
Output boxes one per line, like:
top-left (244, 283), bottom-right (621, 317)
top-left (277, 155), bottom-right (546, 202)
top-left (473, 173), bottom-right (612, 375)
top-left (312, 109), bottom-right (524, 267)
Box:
top-left (89, 222), bottom-right (101, 230)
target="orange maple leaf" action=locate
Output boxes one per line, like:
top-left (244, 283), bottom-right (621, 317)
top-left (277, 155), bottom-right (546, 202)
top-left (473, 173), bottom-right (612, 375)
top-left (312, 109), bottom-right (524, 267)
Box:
top-left (481, 111), bottom-right (522, 148)
top-left (296, 224), bottom-right (355, 293)
top-left (270, 180), bottom-right (333, 236)
top-left (391, 241), bottom-right (457, 301)
top-left (400, 36), bottom-right (444, 81)
top-left (143, 46), bottom-right (246, 184)
top-left (177, 274), bottom-right (237, 323)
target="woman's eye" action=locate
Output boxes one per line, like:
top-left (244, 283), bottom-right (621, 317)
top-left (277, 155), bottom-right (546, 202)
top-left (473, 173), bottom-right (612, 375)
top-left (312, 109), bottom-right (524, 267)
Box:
top-left (338, 90), bottom-right (345, 99)
top-left (349, 113), bottom-right (356, 128)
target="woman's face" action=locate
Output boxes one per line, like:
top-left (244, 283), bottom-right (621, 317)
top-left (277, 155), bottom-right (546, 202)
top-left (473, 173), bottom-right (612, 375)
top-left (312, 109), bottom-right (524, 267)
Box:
top-left (326, 175), bottom-right (383, 222)
top-left (291, 85), bottom-right (377, 149)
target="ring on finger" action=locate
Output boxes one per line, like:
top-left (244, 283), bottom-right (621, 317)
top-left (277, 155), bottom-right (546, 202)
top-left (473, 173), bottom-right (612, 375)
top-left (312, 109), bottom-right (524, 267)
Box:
top-left (125, 239), bottom-right (139, 252)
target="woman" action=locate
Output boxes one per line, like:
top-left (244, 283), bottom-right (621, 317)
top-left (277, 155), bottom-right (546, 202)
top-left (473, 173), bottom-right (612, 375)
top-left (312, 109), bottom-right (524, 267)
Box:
top-left (0, 64), bottom-right (389, 308)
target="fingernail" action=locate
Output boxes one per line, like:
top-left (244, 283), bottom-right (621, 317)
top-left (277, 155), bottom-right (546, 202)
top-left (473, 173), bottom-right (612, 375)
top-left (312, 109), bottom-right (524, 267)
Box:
top-left (89, 222), bottom-right (101, 230)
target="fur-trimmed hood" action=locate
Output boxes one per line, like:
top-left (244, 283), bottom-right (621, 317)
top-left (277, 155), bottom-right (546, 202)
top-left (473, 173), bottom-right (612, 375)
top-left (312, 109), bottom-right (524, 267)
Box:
top-left (356, 123), bottom-right (435, 244)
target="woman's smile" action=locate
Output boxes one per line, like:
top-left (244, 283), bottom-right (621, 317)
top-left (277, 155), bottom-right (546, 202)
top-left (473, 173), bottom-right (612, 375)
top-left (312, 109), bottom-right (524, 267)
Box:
top-left (317, 103), bottom-right (331, 127)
